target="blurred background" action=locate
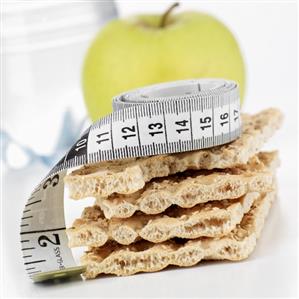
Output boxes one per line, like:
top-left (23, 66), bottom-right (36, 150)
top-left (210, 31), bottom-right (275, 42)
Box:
top-left (1, 1), bottom-right (297, 297)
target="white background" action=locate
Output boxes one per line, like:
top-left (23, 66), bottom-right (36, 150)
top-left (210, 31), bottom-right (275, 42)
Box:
top-left (1, 1), bottom-right (298, 298)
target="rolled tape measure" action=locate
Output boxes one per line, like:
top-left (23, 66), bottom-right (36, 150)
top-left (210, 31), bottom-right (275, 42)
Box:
top-left (20, 79), bottom-right (242, 282)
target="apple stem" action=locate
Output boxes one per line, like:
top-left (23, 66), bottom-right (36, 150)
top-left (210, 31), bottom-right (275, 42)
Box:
top-left (159, 2), bottom-right (179, 28)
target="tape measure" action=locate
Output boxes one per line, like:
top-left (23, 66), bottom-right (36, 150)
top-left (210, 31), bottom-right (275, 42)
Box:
top-left (20, 79), bottom-right (242, 282)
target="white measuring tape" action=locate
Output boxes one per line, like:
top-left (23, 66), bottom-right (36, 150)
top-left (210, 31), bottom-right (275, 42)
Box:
top-left (20, 79), bottom-right (242, 282)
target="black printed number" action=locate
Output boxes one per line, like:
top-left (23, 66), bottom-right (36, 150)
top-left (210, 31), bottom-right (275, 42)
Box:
top-left (175, 120), bottom-right (189, 134)
top-left (96, 132), bottom-right (109, 145)
top-left (122, 125), bottom-right (136, 140)
top-left (220, 113), bottom-right (229, 126)
top-left (43, 174), bottom-right (59, 189)
top-left (234, 109), bottom-right (239, 121)
top-left (38, 234), bottom-right (61, 247)
top-left (200, 117), bottom-right (212, 130)
top-left (148, 123), bottom-right (163, 137)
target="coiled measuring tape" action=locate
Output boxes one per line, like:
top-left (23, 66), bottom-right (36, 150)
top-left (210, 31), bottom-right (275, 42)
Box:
top-left (20, 78), bottom-right (242, 282)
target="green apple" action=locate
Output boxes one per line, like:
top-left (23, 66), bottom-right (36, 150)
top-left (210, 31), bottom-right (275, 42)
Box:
top-left (83, 3), bottom-right (246, 121)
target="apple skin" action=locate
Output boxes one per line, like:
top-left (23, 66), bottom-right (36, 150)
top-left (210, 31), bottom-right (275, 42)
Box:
top-left (83, 12), bottom-right (246, 121)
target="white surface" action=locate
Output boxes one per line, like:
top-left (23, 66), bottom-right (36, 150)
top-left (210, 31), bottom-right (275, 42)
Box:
top-left (1, 1), bottom-right (298, 298)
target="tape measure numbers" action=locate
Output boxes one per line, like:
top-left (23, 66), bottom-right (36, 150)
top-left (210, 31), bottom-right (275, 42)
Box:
top-left (20, 79), bottom-right (242, 282)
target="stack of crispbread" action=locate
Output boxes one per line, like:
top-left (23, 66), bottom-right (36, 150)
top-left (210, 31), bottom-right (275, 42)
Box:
top-left (65, 108), bottom-right (282, 279)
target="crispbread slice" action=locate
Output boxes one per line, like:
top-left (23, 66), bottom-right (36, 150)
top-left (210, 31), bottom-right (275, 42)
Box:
top-left (65, 108), bottom-right (282, 199)
top-left (81, 190), bottom-right (275, 278)
top-left (68, 192), bottom-right (260, 247)
top-left (95, 151), bottom-right (278, 218)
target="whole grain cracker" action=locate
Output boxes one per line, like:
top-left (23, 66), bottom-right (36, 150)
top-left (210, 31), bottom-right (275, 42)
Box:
top-left (96, 151), bottom-right (278, 218)
top-left (67, 192), bottom-right (260, 247)
top-left (81, 190), bottom-right (275, 278)
top-left (65, 108), bottom-right (282, 199)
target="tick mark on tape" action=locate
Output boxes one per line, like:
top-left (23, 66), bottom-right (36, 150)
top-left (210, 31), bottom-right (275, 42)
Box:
top-left (20, 227), bottom-right (66, 235)
top-left (25, 200), bottom-right (41, 207)
top-left (22, 247), bottom-right (35, 251)
top-left (32, 187), bottom-right (40, 194)
top-left (28, 270), bottom-right (41, 275)
top-left (24, 259), bottom-right (46, 265)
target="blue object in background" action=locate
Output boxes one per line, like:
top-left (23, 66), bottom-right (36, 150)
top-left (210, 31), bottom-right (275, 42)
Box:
top-left (1, 110), bottom-right (88, 169)
top-left (1, 1), bottom-right (118, 170)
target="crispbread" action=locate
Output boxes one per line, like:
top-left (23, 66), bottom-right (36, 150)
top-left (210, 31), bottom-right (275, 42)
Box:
top-left (81, 190), bottom-right (275, 278)
top-left (95, 151), bottom-right (278, 218)
top-left (65, 108), bottom-right (282, 199)
top-left (67, 192), bottom-right (260, 247)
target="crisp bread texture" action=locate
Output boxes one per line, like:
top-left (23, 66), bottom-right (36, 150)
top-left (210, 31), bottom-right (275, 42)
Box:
top-left (67, 192), bottom-right (260, 247)
top-left (65, 108), bottom-right (283, 199)
top-left (95, 151), bottom-right (278, 218)
top-left (81, 190), bottom-right (275, 278)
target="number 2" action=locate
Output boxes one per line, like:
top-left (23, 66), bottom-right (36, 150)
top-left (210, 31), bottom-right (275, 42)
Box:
top-left (38, 234), bottom-right (61, 247)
